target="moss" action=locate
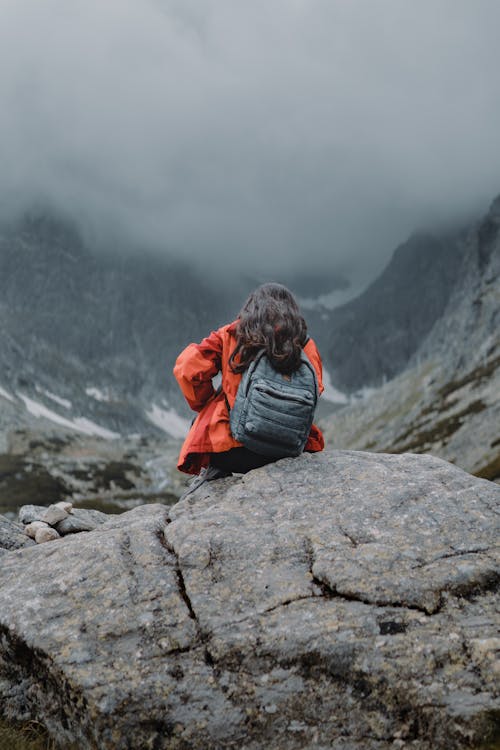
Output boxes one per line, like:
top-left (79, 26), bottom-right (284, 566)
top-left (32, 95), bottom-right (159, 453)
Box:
top-left (420, 397), bottom-right (459, 417)
top-left (474, 708), bottom-right (500, 749)
top-left (0, 718), bottom-right (55, 750)
top-left (0, 719), bottom-right (80, 750)
top-left (438, 355), bottom-right (500, 400)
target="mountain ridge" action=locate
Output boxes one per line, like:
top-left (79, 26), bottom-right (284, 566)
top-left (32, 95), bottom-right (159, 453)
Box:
top-left (322, 193), bottom-right (500, 480)
top-left (0, 213), bottom-right (230, 437)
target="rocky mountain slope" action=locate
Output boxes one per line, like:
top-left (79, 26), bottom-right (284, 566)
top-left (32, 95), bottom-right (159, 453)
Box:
top-left (0, 213), bottom-right (231, 437)
top-left (0, 203), bottom-right (486, 438)
top-left (1, 198), bottom-right (498, 492)
top-left (1, 451), bottom-right (498, 749)
top-left (312, 230), bottom-right (468, 394)
top-left (323, 195), bottom-right (500, 480)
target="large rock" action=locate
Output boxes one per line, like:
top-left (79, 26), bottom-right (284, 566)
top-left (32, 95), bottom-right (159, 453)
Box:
top-left (0, 451), bottom-right (498, 749)
top-left (0, 515), bottom-right (35, 551)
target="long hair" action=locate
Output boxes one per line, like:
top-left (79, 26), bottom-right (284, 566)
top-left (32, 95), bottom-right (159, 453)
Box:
top-left (229, 283), bottom-right (307, 375)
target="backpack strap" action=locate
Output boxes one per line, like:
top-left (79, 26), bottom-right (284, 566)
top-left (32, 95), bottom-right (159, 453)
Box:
top-left (241, 349), bottom-right (267, 397)
top-left (300, 350), bottom-right (319, 402)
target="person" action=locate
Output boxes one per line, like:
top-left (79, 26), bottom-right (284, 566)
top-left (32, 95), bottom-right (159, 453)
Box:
top-left (173, 282), bottom-right (324, 489)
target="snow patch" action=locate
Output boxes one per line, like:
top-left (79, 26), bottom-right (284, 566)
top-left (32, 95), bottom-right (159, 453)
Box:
top-left (351, 385), bottom-right (378, 402)
top-left (299, 280), bottom-right (368, 311)
top-left (321, 369), bottom-right (349, 405)
top-left (321, 370), bottom-right (379, 406)
top-left (18, 394), bottom-right (119, 439)
top-left (0, 385), bottom-right (14, 402)
top-left (85, 386), bottom-right (111, 402)
top-left (71, 417), bottom-right (120, 440)
top-left (146, 404), bottom-right (190, 439)
top-left (36, 386), bottom-right (72, 409)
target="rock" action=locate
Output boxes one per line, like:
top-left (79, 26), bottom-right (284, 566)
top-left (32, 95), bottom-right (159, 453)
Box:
top-left (18, 504), bottom-right (51, 525)
top-left (18, 504), bottom-right (108, 535)
top-left (55, 500), bottom-right (74, 513)
top-left (41, 504), bottom-right (70, 525)
top-left (0, 514), bottom-right (35, 551)
top-left (0, 451), bottom-right (498, 750)
top-left (34, 526), bottom-right (60, 543)
top-left (55, 507), bottom-right (109, 535)
top-left (24, 521), bottom-right (51, 539)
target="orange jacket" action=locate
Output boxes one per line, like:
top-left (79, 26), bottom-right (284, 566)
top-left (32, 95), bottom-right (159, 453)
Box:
top-left (173, 321), bottom-right (325, 474)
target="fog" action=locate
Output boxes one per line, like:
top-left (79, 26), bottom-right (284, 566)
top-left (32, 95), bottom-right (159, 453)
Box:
top-left (1, 0), bottom-right (499, 286)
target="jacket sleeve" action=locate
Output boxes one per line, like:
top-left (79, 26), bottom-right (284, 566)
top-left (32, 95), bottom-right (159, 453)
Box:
top-left (304, 338), bottom-right (324, 395)
top-left (173, 328), bottom-right (224, 412)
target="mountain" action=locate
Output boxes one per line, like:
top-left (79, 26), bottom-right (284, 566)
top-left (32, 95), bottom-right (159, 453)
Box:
top-left (315, 230), bottom-right (469, 393)
top-left (1, 196), bottom-right (498, 478)
top-left (322, 194), bottom-right (500, 480)
top-left (0, 213), bottom-right (229, 437)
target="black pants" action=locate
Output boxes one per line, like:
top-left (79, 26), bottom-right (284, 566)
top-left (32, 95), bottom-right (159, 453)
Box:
top-left (210, 447), bottom-right (275, 474)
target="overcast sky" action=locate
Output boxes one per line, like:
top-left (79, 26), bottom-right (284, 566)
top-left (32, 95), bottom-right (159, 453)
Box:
top-left (1, 0), bottom-right (499, 285)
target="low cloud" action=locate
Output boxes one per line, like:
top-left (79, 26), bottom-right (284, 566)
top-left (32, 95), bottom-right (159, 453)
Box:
top-left (1, 0), bottom-right (499, 284)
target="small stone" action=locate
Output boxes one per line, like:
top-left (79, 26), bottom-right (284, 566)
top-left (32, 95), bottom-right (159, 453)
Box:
top-left (35, 526), bottom-right (60, 544)
top-left (25, 521), bottom-right (51, 539)
top-left (56, 508), bottom-right (108, 535)
top-left (18, 505), bottom-right (46, 525)
top-left (55, 501), bottom-right (73, 514)
top-left (41, 505), bottom-right (69, 526)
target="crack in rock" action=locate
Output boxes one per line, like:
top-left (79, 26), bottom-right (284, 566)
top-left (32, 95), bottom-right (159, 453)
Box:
top-left (411, 547), bottom-right (492, 569)
top-left (338, 525), bottom-right (359, 547)
top-left (158, 528), bottom-right (198, 625)
top-left (311, 573), bottom-right (435, 616)
top-left (118, 532), bottom-right (140, 606)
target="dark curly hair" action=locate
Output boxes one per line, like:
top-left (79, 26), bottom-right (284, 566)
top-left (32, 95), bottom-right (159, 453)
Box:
top-left (229, 283), bottom-right (307, 375)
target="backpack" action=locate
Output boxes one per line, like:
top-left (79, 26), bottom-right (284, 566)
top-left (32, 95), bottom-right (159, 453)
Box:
top-left (228, 349), bottom-right (319, 458)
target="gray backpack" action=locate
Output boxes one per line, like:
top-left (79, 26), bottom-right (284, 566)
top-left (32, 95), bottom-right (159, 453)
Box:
top-left (229, 349), bottom-right (319, 458)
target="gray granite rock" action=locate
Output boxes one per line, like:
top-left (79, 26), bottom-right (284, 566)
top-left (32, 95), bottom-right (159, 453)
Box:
top-left (0, 514), bottom-right (35, 550)
top-left (18, 504), bottom-right (54, 525)
top-left (0, 451), bottom-right (498, 750)
top-left (55, 507), bottom-right (109, 534)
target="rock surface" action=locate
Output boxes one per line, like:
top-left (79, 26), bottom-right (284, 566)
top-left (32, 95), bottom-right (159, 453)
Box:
top-left (0, 515), bottom-right (35, 551)
top-left (34, 525), bottom-right (61, 544)
top-left (0, 451), bottom-right (498, 749)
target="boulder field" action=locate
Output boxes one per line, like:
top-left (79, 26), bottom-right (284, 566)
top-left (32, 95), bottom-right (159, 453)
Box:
top-left (0, 450), bottom-right (498, 749)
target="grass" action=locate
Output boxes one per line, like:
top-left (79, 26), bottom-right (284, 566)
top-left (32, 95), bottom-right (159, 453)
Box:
top-left (438, 355), bottom-right (500, 400)
top-left (0, 719), bottom-right (55, 750)
top-left (474, 452), bottom-right (500, 482)
top-left (391, 399), bottom-right (487, 453)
